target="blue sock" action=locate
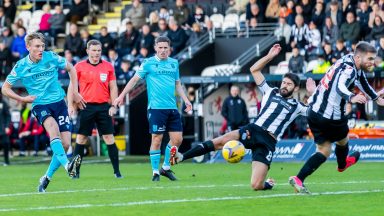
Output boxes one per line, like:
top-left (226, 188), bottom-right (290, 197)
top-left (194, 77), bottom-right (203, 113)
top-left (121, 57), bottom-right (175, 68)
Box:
top-left (50, 138), bottom-right (69, 169)
top-left (149, 150), bottom-right (161, 174)
top-left (162, 144), bottom-right (172, 170)
top-left (45, 155), bottom-right (61, 179)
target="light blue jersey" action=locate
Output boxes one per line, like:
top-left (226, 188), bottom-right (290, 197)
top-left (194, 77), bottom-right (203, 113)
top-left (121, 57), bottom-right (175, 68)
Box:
top-left (6, 51), bottom-right (67, 107)
top-left (136, 56), bottom-right (180, 109)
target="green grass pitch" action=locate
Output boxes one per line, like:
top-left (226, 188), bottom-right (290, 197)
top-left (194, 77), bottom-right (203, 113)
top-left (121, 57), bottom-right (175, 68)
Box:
top-left (0, 158), bottom-right (383, 216)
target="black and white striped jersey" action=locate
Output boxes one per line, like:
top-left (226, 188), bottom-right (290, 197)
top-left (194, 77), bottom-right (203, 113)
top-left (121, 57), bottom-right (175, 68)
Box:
top-left (255, 81), bottom-right (308, 141)
top-left (309, 54), bottom-right (378, 120)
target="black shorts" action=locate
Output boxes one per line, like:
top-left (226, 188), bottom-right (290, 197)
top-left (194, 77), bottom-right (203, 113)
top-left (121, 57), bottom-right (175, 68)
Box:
top-left (308, 110), bottom-right (349, 144)
top-left (32, 99), bottom-right (70, 132)
top-left (238, 123), bottom-right (276, 166)
top-left (76, 103), bottom-right (114, 136)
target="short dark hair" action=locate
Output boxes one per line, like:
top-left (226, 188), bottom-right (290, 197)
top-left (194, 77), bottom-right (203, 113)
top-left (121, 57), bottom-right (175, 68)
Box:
top-left (354, 41), bottom-right (377, 55)
top-left (284, 73), bottom-right (300, 87)
top-left (86, 39), bottom-right (102, 49)
top-left (155, 36), bottom-right (171, 45)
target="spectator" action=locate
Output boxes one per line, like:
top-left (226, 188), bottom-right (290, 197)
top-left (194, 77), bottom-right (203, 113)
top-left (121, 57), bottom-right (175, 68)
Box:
top-left (288, 47), bottom-right (305, 73)
top-left (152, 18), bottom-right (168, 38)
top-left (246, 0), bottom-right (265, 22)
top-left (79, 29), bottom-right (93, 58)
top-left (274, 16), bottom-right (291, 46)
top-left (311, 2), bottom-right (325, 30)
top-left (0, 94), bottom-right (10, 165)
top-left (116, 59), bottom-right (135, 82)
top-left (246, 3), bottom-right (264, 23)
top-left (135, 47), bottom-right (150, 64)
top-left (323, 42), bottom-right (333, 63)
top-left (158, 6), bottom-right (170, 22)
top-left (307, 21), bottom-right (321, 51)
top-left (221, 85), bottom-right (248, 131)
top-left (290, 14), bottom-right (310, 52)
top-left (167, 19), bottom-right (188, 56)
top-left (186, 23), bottom-right (204, 46)
top-left (331, 39), bottom-right (349, 63)
top-left (66, 0), bottom-right (89, 24)
top-left (133, 24), bottom-right (155, 56)
top-left (265, 0), bottom-right (280, 23)
top-left (173, 0), bottom-right (190, 26)
top-left (58, 50), bottom-right (76, 79)
top-left (225, 0), bottom-right (239, 15)
top-left (0, 7), bottom-right (11, 33)
top-left (99, 26), bottom-right (115, 57)
top-left (48, 5), bottom-right (66, 45)
top-left (107, 49), bottom-right (121, 72)
top-left (188, 5), bottom-right (208, 28)
top-left (367, 16), bottom-right (384, 42)
top-left (64, 23), bottom-right (83, 59)
top-left (295, 4), bottom-right (308, 24)
top-left (3, 0), bottom-right (16, 23)
top-left (117, 21), bottom-right (139, 57)
top-left (125, 0), bottom-right (146, 29)
top-left (148, 11), bottom-right (160, 33)
top-left (326, 0), bottom-right (343, 27)
top-left (377, 36), bottom-right (384, 59)
top-left (322, 16), bottom-right (338, 47)
top-left (300, 0), bottom-right (313, 24)
top-left (369, 3), bottom-right (384, 28)
top-left (312, 54), bottom-right (331, 74)
top-left (0, 27), bottom-right (13, 48)
top-left (339, 12), bottom-right (360, 48)
top-left (11, 27), bottom-right (28, 60)
top-left (341, 0), bottom-right (356, 23)
top-left (39, 4), bottom-right (52, 35)
top-left (0, 42), bottom-right (12, 78)
top-left (11, 18), bottom-right (25, 34)
top-left (283, 0), bottom-right (295, 26)
top-left (357, 1), bottom-right (371, 39)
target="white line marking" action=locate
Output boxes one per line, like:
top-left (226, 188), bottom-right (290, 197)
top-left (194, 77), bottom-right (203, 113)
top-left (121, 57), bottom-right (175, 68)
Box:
top-left (0, 189), bottom-right (383, 212)
top-left (0, 180), bottom-right (383, 198)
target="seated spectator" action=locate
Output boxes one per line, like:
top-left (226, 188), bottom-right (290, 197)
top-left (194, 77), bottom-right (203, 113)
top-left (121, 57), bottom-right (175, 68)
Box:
top-left (326, 0), bottom-right (342, 27)
top-left (133, 24), bottom-right (155, 56)
top-left (274, 16), bottom-right (291, 47)
top-left (11, 18), bottom-right (25, 34)
top-left (64, 23), bottom-right (82, 59)
top-left (173, 0), bottom-right (190, 26)
top-left (152, 18), bottom-right (168, 38)
top-left (3, 0), bottom-right (17, 23)
top-left (158, 6), bottom-right (170, 22)
top-left (186, 23), bottom-right (204, 46)
top-left (39, 4), bottom-right (52, 35)
top-left (0, 27), bottom-right (13, 49)
top-left (11, 26), bottom-right (27, 60)
top-left (331, 39), bottom-right (349, 63)
top-left (148, 11), bottom-right (160, 33)
top-left (188, 5), bottom-right (208, 28)
top-left (167, 19), bottom-right (188, 56)
top-left (322, 16), bottom-right (338, 48)
top-left (246, 3), bottom-right (264, 23)
top-left (290, 14), bottom-right (310, 53)
top-left (79, 29), bottom-right (93, 58)
top-left (339, 12), bottom-right (360, 49)
top-left (99, 26), bottom-right (115, 57)
top-left (265, 0), bottom-right (280, 23)
top-left (125, 0), bottom-right (146, 29)
top-left (48, 5), bottom-right (66, 45)
top-left (288, 47), bottom-right (305, 73)
top-left (357, 1), bottom-right (371, 39)
top-left (66, 0), bottom-right (89, 24)
top-left (323, 42), bottom-right (333, 63)
top-left (369, 3), bottom-right (384, 29)
top-left (0, 42), bottom-right (12, 78)
top-left (307, 21), bottom-right (321, 53)
top-left (0, 7), bottom-right (11, 33)
top-left (239, 17), bottom-right (258, 37)
top-left (311, 2), bottom-right (325, 30)
top-left (280, 0), bottom-right (295, 26)
top-left (116, 59), bottom-right (135, 82)
top-left (341, 0), bottom-right (355, 23)
top-left (366, 16), bottom-right (384, 42)
top-left (117, 21), bottom-right (139, 57)
top-left (107, 49), bottom-right (121, 72)
top-left (58, 50), bottom-right (77, 79)
top-left (378, 36), bottom-right (384, 59)
top-left (135, 47), bottom-right (150, 65)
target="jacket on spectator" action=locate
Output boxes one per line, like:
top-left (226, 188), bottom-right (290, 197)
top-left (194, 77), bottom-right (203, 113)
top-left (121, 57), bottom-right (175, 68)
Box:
top-left (167, 27), bottom-right (188, 56)
top-left (221, 96), bottom-right (248, 129)
top-left (48, 13), bottom-right (66, 31)
top-left (125, 3), bottom-right (146, 29)
top-left (0, 98), bottom-right (10, 136)
top-left (339, 21), bottom-right (361, 44)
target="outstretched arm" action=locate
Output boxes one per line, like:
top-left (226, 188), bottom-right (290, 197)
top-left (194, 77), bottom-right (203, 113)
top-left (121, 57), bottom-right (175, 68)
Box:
top-left (1, 82), bottom-right (36, 103)
top-left (249, 44), bottom-right (282, 86)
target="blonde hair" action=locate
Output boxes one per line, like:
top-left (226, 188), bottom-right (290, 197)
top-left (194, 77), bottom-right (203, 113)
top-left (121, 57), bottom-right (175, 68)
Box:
top-left (24, 32), bottom-right (45, 45)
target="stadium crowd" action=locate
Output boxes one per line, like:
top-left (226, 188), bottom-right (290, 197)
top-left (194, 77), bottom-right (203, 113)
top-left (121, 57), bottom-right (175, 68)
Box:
top-left (1, 0), bottom-right (384, 159)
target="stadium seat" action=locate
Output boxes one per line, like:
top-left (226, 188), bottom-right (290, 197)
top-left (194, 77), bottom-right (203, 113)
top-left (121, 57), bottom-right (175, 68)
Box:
top-left (28, 10), bottom-right (44, 33)
top-left (107, 19), bottom-right (121, 33)
top-left (210, 14), bottom-right (224, 29)
top-left (222, 13), bottom-right (239, 31)
top-left (16, 10), bottom-right (32, 28)
top-left (271, 61), bottom-right (289, 75)
top-left (119, 18), bottom-right (130, 34)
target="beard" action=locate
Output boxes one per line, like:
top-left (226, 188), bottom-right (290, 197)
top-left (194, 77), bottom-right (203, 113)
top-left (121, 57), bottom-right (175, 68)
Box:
top-left (279, 88), bottom-right (294, 98)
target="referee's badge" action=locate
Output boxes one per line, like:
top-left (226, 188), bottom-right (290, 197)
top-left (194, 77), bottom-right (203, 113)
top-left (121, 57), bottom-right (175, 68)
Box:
top-left (100, 73), bottom-right (108, 82)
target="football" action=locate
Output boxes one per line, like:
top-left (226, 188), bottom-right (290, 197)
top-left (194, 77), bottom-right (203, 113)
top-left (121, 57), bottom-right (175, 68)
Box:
top-left (222, 140), bottom-right (246, 163)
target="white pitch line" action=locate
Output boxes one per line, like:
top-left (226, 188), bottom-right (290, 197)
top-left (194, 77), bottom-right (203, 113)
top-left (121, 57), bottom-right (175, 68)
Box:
top-left (0, 189), bottom-right (383, 212)
top-left (0, 180), bottom-right (383, 198)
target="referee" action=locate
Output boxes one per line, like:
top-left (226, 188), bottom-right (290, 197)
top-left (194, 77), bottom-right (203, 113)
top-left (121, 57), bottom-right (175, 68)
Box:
top-left (72, 40), bottom-right (122, 178)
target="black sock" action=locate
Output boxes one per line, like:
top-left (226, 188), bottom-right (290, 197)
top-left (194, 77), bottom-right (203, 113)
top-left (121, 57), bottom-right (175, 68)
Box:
top-left (74, 144), bottom-right (85, 172)
top-left (297, 152), bottom-right (327, 182)
top-left (263, 181), bottom-right (273, 190)
top-left (182, 140), bottom-right (215, 161)
top-left (335, 143), bottom-right (349, 169)
top-left (107, 143), bottom-right (120, 174)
